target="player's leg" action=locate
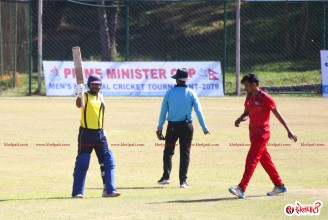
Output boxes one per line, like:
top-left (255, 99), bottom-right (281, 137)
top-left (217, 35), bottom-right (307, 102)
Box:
top-left (238, 135), bottom-right (270, 191)
top-left (260, 148), bottom-right (283, 186)
top-left (72, 127), bottom-right (93, 197)
top-left (96, 129), bottom-right (120, 197)
top-left (95, 147), bottom-right (116, 195)
top-left (94, 148), bottom-right (106, 192)
top-left (99, 163), bottom-right (106, 189)
top-left (159, 123), bottom-right (178, 184)
top-left (260, 149), bottom-right (287, 196)
top-left (178, 122), bottom-right (193, 188)
top-left (72, 153), bottom-right (91, 197)
top-left (229, 136), bottom-right (267, 199)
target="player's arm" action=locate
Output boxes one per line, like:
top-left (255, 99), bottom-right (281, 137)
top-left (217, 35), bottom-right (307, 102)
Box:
top-left (76, 97), bottom-right (82, 108)
top-left (271, 108), bottom-right (297, 142)
top-left (235, 108), bottom-right (249, 127)
top-left (191, 92), bottom-right (209, 135)
top-left (156, 93), bottom-right (169, 140)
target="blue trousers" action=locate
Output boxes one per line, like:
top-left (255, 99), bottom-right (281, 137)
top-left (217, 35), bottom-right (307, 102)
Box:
top-left (72, 127), bottom-right (117, 196)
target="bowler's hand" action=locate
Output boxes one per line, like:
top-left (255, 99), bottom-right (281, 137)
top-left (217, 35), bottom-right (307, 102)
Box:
top-left (235, 116), bottom-right (248, 127)
top-left (288, 130), bottom-right (297, 142)
top-left (235, 118), bottom-right (241, 127)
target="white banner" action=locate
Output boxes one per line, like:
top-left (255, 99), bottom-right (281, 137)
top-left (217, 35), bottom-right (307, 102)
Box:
top-left (43, 61), bottom-right (224, 96)
top-left (320, 51), bottom-right (328, 97)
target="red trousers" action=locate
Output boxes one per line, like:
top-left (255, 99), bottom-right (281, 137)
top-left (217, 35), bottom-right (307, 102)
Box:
top-left (238, 135), bottom-right (283, 191)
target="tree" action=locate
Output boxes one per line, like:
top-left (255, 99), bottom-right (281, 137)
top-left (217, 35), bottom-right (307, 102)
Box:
top-left (297, 3), bottom-right (309, 57)
top-left (98, 0), bottom-right (119, 61)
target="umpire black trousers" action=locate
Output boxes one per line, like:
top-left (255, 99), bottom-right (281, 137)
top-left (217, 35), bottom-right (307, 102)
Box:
top-left (162, 121), bottom-right (194, 184)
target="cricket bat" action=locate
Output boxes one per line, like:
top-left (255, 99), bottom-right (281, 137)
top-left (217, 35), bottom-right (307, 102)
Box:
top-left (72, 46), bottom-right (85, 107)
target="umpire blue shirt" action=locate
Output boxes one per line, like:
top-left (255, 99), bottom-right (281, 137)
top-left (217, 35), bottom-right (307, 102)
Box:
top-left (157, 85), bottom-right (209, 132)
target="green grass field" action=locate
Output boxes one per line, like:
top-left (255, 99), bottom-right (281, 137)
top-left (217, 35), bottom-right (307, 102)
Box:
top-left (0, 97), bottom-right (327, 219)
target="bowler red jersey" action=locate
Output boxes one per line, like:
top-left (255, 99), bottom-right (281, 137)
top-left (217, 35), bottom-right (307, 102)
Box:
top-left (244, 90), bottom-right (276, 137)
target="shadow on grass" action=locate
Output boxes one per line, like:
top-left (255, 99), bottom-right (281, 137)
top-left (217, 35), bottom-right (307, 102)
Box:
top-left (148, 195), bottom-right (267, 204)
top-left (86, 186), bottom-right (164, 190)
top-left (0, 196), bottom-right (75, 202)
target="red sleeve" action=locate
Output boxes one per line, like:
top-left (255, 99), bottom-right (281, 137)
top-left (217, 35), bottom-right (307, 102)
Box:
top-left (263, 93), bottom-right (276, 110)
top-left (244, 95), bottom-right (249, 109)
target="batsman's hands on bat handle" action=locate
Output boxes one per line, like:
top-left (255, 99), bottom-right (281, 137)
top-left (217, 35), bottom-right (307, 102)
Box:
top-left (76, 92), bottom-right (83, 99)
top-left (75, 84), bottom-right (85, 98)
top-left (288, 130), bottom-right (297, 142)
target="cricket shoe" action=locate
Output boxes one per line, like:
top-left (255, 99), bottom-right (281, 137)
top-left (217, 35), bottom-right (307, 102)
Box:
top-left (158, 177), bottom-right (170, 185)
top-left (228, 186), bottom-right (245, 199)
top-left (102, 190), bottom-right (121, 198)
top-left (72, 194), bottom-right (84, 198)
top-left (267, 184), bottom-right (287, 196)
top-left (180, 181), bottom-right (190, 189)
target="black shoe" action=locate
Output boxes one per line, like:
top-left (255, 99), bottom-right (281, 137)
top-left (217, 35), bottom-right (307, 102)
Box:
top-left (158, 177), bottom-right (170, 184)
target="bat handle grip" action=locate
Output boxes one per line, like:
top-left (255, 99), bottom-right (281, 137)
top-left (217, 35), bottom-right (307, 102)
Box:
top-left (81, 88), bottom-right (85, 108)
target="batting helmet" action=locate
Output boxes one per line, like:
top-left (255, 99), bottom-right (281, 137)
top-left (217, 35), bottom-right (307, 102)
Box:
top-left (87, 74), bottom-right (102, 85)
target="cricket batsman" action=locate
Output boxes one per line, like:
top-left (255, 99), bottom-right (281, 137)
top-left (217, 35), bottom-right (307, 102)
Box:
top-left (229, 72), bottom-right (297, 199)
top-left (72, 74), bottom-right (121, 198)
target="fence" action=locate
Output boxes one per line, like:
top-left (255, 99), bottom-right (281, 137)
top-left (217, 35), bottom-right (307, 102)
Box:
top-left (0, 0), bottom-right (326, 95)
top-left (0, 0), bottom-right (30, 92)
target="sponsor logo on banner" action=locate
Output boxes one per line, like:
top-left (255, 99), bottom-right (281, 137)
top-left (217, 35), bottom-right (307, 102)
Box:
top-left (49, 66), bottom-right (61, 81)
top-left (43, 61), bottom-right (224, 96)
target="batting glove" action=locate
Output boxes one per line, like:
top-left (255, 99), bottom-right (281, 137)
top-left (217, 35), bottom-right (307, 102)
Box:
top-left (75, 84), bottom-right (85, 98)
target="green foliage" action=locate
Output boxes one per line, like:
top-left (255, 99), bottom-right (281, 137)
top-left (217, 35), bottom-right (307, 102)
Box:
top-left (0, 73), bottom-right (45, 97)
top-left (2, 1), bottom-right (325, 95)
top-left (224, 68), bottom-right (321, 95)
top-left (0, 77), bottom-right (12, 91)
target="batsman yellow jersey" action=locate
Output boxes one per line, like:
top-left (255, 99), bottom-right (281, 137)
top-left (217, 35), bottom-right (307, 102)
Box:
top-left (80, 92), bottom-right (105, 129)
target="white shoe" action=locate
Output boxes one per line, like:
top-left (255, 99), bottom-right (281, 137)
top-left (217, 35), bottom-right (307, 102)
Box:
top-left (72, 194), bottom-right (83, 198)
top-left (180, 182), bottom-right (190, 188)
top-left (267, 185), bottom-right (287, 196)
top-left (229, 186), bottom-right (245, 199)
top-left (102, 190), bottom-right (121, 197)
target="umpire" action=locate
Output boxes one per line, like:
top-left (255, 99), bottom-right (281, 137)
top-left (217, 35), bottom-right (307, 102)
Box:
top-left (156, 68), bottom-right (210, 188)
